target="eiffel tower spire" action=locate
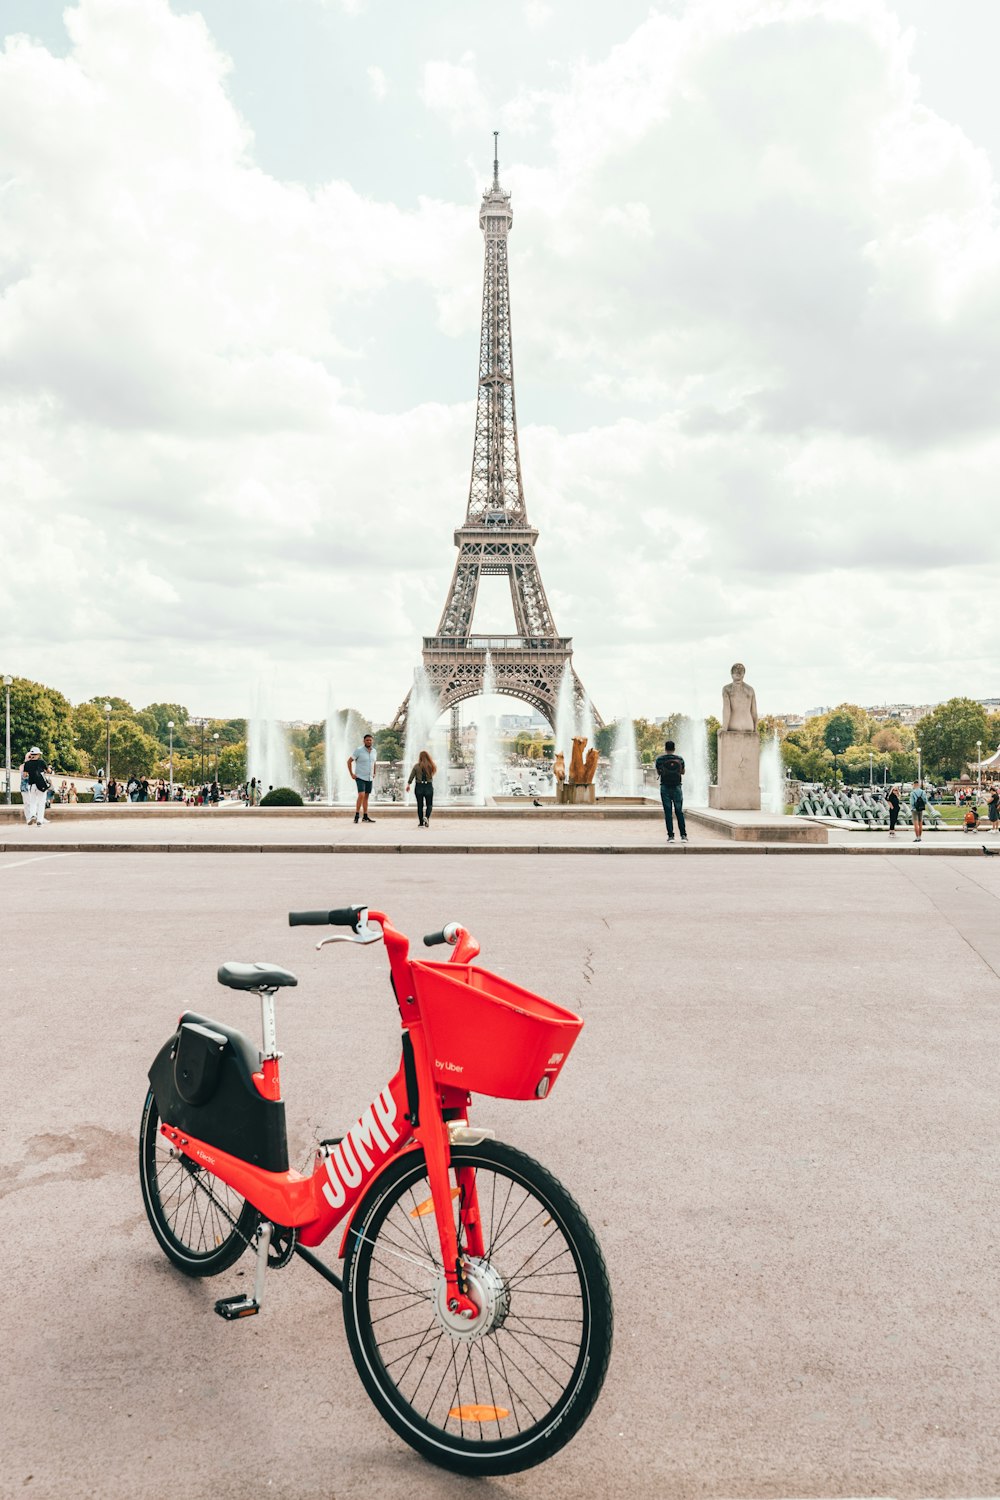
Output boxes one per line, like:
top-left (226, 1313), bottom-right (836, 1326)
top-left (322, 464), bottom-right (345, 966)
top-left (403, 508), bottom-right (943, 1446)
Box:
top-left (392, 139), bottom-right (599, 734)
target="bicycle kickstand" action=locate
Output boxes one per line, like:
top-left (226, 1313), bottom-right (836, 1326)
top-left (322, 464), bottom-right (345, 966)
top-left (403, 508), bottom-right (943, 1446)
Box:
top-left (214, 1221), bottom-right (272, 1321)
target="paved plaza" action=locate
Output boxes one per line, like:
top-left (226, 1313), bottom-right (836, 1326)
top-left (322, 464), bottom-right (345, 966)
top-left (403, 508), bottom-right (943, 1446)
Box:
top-left (3, 846), bottom-right (1000, 1499)
top-left (0, 803), bottom-right (997, 855)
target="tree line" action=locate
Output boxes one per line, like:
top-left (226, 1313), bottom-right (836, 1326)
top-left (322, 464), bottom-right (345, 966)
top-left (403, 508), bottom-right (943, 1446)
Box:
top-left (4, 675), bottom-right (996, 788)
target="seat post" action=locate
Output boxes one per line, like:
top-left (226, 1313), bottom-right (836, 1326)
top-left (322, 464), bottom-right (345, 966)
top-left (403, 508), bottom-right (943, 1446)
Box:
top-left (254, 986), bottom-right (282, 1102)
top-left (258, 987), bottom-right (279, 1059)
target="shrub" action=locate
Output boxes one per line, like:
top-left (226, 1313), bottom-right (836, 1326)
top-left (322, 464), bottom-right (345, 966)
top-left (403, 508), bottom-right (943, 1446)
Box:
top-left (260, 786), bottom-right (303, 807)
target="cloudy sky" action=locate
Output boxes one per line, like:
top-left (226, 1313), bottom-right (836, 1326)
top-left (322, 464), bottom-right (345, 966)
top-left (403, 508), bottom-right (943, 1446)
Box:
top-left (2, 0), bottom-right (999, 725)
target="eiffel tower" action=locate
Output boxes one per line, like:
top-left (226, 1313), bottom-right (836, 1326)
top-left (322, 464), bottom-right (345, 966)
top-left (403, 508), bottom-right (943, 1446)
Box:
top-left (392, 137), bottom-right (600, 735)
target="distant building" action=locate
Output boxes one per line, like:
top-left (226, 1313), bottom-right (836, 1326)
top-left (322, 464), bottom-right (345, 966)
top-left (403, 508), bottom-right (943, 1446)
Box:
top-left (803, 706), bottom-right (830, 720)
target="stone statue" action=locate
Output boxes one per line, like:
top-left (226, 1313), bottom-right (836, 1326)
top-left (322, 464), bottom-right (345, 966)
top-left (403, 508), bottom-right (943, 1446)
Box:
top-left (710, 661), bottom-right (761, 811)
top-left (721, 663), bottom-right (758, 733)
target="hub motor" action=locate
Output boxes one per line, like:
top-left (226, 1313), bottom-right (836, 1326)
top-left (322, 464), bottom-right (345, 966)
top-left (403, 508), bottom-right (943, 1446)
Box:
top-left (433, 1257), bottom-right (510, 1341)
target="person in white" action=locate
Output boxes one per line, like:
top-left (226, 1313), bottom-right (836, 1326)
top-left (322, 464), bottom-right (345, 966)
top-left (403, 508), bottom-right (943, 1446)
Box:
top-left (21, 747), bottom-right (50, 826)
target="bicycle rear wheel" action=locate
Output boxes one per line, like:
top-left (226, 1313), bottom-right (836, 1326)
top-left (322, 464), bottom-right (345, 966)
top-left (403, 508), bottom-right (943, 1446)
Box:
top-left (139, 1090), bottom-right (259, 1276)
top-left (342, 1139), bottom-right (612, 1475)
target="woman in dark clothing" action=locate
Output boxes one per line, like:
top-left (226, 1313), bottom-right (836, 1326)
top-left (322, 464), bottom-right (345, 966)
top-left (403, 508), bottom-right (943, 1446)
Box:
top-left (987, 787), bottom-right (999, 833)
top-left (20, 747), bottom-right (49, 826)
top-left (406, 750), bottom-right (436, 828)
top-left (886, 785), bottom-right (901, 838)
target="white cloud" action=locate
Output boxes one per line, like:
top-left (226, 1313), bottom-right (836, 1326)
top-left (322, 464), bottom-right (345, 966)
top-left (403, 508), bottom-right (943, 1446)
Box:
top-left (366, 64), bottom-right (387, 102)
top-left (420, 52), bottom-right (489, 136)
top-left (2, 0), bottom-right (1000, 723)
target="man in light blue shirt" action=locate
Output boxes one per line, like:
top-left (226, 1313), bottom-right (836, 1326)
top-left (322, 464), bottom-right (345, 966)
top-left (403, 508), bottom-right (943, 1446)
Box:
top-left (348, 734), bottom-right (377, 824)
top-left (909, 781), bottom-right (928, 842)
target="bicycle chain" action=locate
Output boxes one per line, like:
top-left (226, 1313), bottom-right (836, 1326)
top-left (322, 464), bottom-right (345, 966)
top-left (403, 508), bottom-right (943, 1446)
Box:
top-left (181, 1158), bottom-right (295, 1264)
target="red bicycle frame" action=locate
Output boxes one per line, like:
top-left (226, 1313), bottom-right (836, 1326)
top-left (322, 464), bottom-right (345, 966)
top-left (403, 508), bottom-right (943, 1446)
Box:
top-left (160, 911), bottom-right (485, 1314)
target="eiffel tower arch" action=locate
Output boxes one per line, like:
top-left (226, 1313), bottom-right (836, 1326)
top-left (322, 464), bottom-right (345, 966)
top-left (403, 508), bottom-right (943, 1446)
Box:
top-left (392, 137), bottom-right (600, 736)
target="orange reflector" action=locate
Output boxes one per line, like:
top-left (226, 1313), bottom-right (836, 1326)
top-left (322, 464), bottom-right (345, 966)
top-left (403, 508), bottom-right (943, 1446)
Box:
top-left (449, 1404), bottom-right (509, 1423)
top-left (410, 1187), bottom-right (460, 1218)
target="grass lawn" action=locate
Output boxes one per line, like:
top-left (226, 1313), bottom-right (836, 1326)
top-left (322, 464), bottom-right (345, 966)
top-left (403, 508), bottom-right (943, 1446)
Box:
top-left (933, 802), bottom-right (995, 825)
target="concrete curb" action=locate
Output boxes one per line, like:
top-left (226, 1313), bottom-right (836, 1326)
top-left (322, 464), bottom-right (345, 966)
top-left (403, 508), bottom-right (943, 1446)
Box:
top-left (1, 840), bottom-right (997, 856)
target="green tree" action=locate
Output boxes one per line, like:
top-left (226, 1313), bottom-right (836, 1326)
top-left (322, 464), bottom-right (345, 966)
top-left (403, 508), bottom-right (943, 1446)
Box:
top-left (108, 721), bottom-right (160, 778)
top-left (72, 702), bottom-right (107, 770)
top-left (3, 676), bottom-right (57, 765)
top-left (828, 702), bottom-right (873, 744)
top-left (142, 703), bottom-right (190, 746)
top-left (217, 743), bottom-right (247, 786)
top-left (594, 724), bottom-right (616, 757)
top-left (87, 694), bottom-right (134, 714)
top-left (823, 712), bottom-right (856, 776)
top-left (917, 697), bottom-right (990, 778)
top-left (706, 715), bottom-right (720, 780)
top-left (375, 728), bottom-right (403, 762)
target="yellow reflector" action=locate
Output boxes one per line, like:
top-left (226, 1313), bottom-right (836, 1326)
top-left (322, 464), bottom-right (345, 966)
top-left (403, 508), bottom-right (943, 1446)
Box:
top-left (449, 1404), bottom-right (509, 1423)
top-left (410, 1187), bottom-right (460, 1218)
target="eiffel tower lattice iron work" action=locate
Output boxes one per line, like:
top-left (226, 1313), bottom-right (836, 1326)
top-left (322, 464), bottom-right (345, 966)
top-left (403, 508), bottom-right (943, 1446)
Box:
top-left (392, 137), bottom-right (600, 736)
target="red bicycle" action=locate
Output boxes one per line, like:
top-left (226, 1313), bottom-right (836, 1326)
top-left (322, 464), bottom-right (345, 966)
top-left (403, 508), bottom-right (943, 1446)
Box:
top-left (139, 904), bottom-right (613, 1475)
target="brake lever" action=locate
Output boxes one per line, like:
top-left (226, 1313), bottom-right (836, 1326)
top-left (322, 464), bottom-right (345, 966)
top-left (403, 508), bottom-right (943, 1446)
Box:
top-left (315, 923), bottom-right (383, 951)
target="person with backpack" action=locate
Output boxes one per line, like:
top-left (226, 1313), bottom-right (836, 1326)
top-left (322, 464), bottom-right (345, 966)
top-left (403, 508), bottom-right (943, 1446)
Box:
top-left (20, 747), bottom-right (50, 826)
top-left (909, 781), bottom-right (929, 842)
top-left (654, 739), bottom-right (687, 843)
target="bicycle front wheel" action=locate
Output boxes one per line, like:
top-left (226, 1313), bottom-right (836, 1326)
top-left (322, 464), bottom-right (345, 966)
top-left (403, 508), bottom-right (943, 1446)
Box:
top-left (139, 1090), bottom-right (259, 1276)
top-left (342, 1139), bottom-right (613, 1476)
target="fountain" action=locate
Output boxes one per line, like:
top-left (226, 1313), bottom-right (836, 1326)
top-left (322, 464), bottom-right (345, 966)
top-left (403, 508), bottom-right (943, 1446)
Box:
top-left (610, 717), bottom-right (639, 797)
top-left (324, 694), bottom-right (365, 804)
top-left (676, 716), bottom-right (710, 808)
top-left (402, 667), bottom-right (445, 805)
top-left (760, 730), bottom-right (785, 814)
top-left (472, 651), bottom-right (501, 805)
top-left (554, 663), bottom-right (577, 768)
top-left (248, 683), bottom-right (296, 793)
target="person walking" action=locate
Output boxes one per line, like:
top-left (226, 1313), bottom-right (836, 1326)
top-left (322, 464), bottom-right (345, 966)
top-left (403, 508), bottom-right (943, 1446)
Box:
top-left (886, 784), bottom-right (901, 837)
top-left (20, 747), bottom-right (50, 826)
top-left (348, 733), bottom-right (377, 824)
top-left (909, 780), bottom-right (929, 842)
top-left (406, 749), bottom-right (436, 828)
top-left (654, 738), bottom-right (687, 843)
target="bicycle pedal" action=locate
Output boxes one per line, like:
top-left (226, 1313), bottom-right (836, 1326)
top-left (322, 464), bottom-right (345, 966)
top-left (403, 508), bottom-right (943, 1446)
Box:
top-left (214, 1294), bottom-right (260, 1320)
top-left (319, 1137), bottom-right (343, 1148)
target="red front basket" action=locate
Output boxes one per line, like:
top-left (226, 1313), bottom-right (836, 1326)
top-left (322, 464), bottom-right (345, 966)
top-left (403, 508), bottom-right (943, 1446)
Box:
top-left (410, 962), bottom-right (583, 1101)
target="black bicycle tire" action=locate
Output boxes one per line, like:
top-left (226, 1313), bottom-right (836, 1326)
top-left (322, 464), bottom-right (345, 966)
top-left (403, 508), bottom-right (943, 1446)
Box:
top-left (139, 1089), bottom-right (259, 1277)
top-left (341, 1139), bottom-right (613, 1476)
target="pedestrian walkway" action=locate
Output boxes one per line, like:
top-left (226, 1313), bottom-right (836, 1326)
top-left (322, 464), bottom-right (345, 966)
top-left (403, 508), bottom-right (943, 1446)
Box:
top-left (0, 807), bottom-right (996, 854)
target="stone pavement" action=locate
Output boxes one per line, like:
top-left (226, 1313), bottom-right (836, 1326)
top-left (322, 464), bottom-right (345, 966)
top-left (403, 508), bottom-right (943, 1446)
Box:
top-left (1, 803), bottom-right (997, 855)
top-left (2, 847), bottom-right (1000, 1499)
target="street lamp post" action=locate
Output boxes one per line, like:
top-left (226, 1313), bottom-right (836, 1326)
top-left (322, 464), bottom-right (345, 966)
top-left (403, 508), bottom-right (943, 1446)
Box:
top-left (212, 733), bottom-right (220, 783)
top-left (917, 746), bottom-right (922, 786)
top-left (869, 751), bottom-right (873, 788)
top-left (977, 739), bottom-right (982, 794)
top-left (3, 674), bottom-right (12, 805)
top-left (167, 721), bottom-right (174, 798)
top-left (104, 702), bottom-right (112, 784)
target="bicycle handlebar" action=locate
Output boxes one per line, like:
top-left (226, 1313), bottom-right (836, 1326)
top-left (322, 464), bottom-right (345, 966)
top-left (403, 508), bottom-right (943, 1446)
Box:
top-left (423, 922), bottom-right (460, 948)
top-left (289, 906), bottom-right (365, 928)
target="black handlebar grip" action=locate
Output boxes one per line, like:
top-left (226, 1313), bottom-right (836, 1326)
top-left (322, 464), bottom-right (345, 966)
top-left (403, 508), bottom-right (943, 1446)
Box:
top-left (289, 906), bottom-right (364, 928)
top-left (423, 929), bottom-right (449, 947)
